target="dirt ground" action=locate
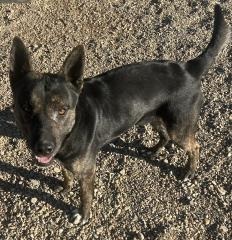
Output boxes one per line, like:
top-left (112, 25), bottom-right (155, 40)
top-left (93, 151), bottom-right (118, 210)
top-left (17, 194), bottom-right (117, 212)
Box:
top-left (0, 0), bottom-right (231, 239)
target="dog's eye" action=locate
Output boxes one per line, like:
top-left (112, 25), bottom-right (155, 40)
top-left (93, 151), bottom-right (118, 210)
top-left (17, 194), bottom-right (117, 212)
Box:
top-left (58, 107), bottom-right (67, 116)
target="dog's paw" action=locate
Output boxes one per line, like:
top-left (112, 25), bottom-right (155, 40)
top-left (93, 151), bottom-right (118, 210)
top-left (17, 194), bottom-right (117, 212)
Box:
top-left (71, 210), bottom-right (89, 226)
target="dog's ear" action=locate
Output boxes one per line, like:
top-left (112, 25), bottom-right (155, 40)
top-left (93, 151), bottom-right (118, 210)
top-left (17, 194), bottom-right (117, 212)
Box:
top-left (10, 37), bottom-right (32, 83)
top-left (60, 45), bottom-right (85, 91)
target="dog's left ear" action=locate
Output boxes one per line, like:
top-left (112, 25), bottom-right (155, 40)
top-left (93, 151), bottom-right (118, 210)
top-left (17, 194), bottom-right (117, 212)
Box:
top-left (10, 36), bottom-right (32, 84)
top-left (60, 45), bottom-right (85, 91)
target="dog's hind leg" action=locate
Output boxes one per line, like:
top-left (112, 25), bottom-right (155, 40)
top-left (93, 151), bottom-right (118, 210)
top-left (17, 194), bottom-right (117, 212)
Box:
top-left (181, 135), bottom-right (200, 180)
top-left (150, 118), bottom-right (170, 155)
top-left (169, 126), bottom-right (200, 180)
top-left (140, 117), bottom-right (170, 157)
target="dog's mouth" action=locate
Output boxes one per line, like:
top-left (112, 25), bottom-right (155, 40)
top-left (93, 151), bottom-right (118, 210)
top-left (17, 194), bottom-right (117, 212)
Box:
top-left (35, 155), bottom-right (54, 166)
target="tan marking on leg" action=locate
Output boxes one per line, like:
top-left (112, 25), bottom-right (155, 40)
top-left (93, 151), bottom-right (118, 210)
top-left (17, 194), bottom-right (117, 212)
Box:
top-left (183, 135), bottom-right (200, 179)
top-left (62, 168), bottom-right (74, 192)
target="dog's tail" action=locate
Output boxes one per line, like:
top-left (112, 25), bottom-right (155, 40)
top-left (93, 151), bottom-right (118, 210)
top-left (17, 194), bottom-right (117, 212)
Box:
top-left (186, 4), bottom-right (231, 78)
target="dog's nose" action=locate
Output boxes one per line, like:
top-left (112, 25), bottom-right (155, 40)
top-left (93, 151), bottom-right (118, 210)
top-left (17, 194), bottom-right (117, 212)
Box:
top-left (37, 141), bottom-right (55, 155)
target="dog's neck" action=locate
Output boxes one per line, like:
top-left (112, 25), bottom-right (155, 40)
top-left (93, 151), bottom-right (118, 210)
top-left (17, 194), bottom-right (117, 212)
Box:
top-left (55, 93), bottom-right (97, 163)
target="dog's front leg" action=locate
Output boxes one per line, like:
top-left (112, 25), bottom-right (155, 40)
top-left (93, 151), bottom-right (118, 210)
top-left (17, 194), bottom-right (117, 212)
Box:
top-left (55, 168), bottom-right (74, 194)
top-left (71, 163), bottom-right (96, 225)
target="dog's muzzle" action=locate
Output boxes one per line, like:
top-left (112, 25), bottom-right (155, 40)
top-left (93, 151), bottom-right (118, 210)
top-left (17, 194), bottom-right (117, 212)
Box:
top-left (34, 140), bottom-right (56, 165)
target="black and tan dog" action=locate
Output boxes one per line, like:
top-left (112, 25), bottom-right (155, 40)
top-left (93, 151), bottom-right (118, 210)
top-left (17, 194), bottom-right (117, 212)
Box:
top-left (9, 5), bottom-right (230, 225)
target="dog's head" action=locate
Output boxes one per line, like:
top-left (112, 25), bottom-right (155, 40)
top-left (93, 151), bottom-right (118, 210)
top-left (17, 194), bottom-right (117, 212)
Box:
top-left (10, 37), bottom-right (85, 166)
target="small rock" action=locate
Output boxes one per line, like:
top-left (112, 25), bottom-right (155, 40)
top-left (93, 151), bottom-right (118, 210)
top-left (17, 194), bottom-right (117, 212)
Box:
top-left (120, 169), bottom-right (126, 175)
top-left (116, 208), bottom-right (121, 216)
top-left (137, 232), bottom-right (145, 240)
top-left (211, 181), bottom-right (217, 186)
top-left (204, 218), bottom-right (210, 225)
top-left (219, 225), bottom-right (228, 233)
top-left (124, 206), bottom-right (131, 211)
top-left (164, 159), bottom-right (168, 164)
top-left (96, 226), bottom-right (104, 235)
top-left (94, 189), bottom-right (98, 196)
top-left (189, 200), bottom-right (194, 205)
top-left (217, 186), bottom-right (226, 195)
top-left (187, 181), bottom-right (192, 186)
top-left (54, 167), bottom-right (61, 173)
top-left (30, 179), bottom-right (40, 188)
top-left (31, 197), bottom-right (38, 204)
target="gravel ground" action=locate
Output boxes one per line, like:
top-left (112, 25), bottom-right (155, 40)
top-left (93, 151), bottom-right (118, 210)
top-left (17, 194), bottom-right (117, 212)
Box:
top-left (0, 0), bottom-right (231, 239)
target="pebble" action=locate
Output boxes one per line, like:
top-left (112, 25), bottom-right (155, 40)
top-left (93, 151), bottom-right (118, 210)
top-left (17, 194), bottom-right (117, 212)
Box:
top-left (217, 187), bottom-right (226, 195)
top-left (30, 179), bottom-right (40, 188)
top-left (187, 182), bottom-right (192, 187)
top-left (164, 159), bottom-right (168, 164)
top-left (31, 198), bottom-right (38, 204)
top-left (211, 181), bottom-right (217, 186)
top-left (116, 208), bottom-right (121, 216)
top-left (204, 218), bottom-right (210, 225)
top-left (120, 169), bottom-right (126, 175)
top-left (137, 232), bottom-right (145, 240)
top-left (124, 206), bottom-right (131, 211)
top-left (96, 226), bottom-right (104, 235)
top-left (53, 167), bottom-right (61, 173)
top-left (219, 225), bottom-right (228, 233)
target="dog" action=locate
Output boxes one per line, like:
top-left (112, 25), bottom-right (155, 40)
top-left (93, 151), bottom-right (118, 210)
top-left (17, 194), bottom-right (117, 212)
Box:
top-left (9, 5), bottom-right (230, 225)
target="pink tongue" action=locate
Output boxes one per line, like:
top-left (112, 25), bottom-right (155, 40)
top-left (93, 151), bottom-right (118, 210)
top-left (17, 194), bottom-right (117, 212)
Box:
top-left (35, 156), bottom-right (52, 164)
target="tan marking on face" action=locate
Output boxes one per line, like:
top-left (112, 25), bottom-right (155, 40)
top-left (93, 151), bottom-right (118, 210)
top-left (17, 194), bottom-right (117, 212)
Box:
top-left (169, 130), bottom-right (177, 141)
top-left (51, 96), bottom-right (63, 104)
top-left (31, 93), bottom-right (42, 113)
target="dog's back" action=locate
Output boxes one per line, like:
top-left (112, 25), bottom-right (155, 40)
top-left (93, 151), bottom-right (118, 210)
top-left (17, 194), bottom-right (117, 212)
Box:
top-left (82, 60), bottom-right (191, 139)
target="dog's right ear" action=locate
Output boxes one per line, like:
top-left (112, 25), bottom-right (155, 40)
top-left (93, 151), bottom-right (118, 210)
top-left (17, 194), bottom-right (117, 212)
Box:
top-left (10, 37), bottom-right (32, 84)
top-left (59, 45), bottom-right (85, 92)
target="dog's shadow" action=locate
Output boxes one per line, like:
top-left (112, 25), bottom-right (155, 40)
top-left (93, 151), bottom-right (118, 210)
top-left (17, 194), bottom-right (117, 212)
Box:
top-left (0, 106), bottom-right (21, 139)
top-left (102, 137), bottom-right (184, 180)
top-left (0, 160), bottom-right (74, 213)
